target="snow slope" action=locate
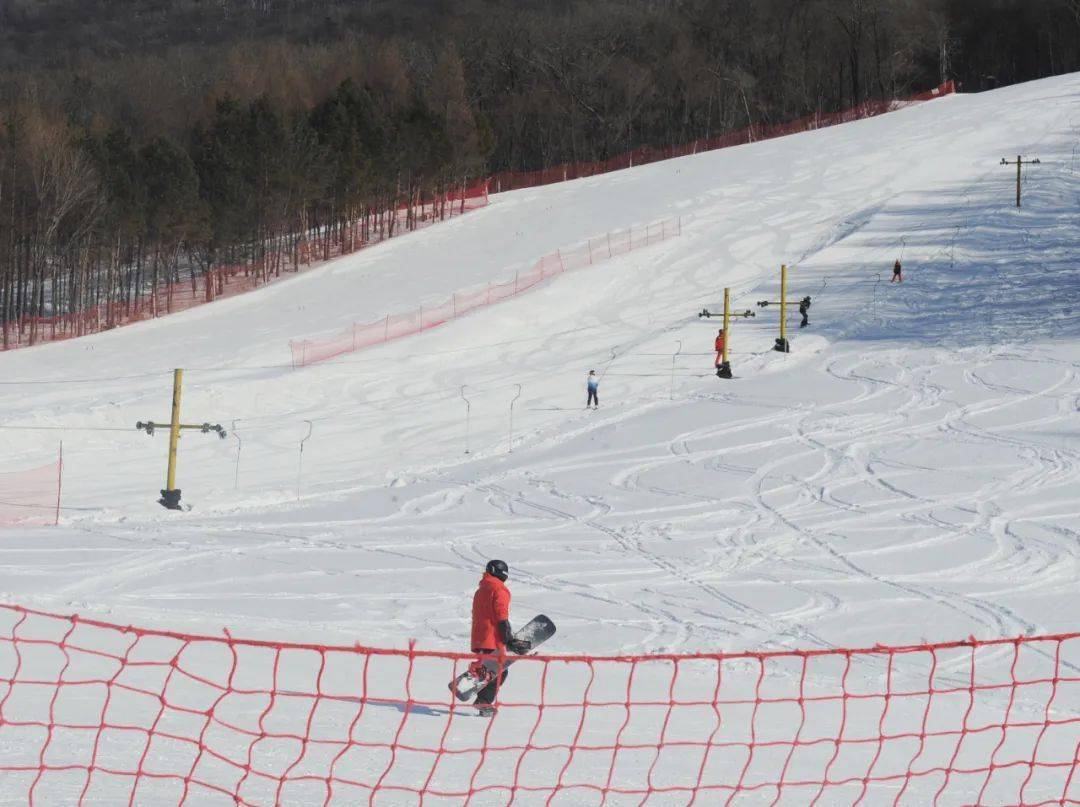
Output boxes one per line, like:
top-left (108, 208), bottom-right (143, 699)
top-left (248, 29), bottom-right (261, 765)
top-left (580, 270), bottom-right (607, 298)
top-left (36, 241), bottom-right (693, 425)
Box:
top-left (2, 70), bottom-right (1080, 806)
top-left (1, 74), bottom-right (1080, 801)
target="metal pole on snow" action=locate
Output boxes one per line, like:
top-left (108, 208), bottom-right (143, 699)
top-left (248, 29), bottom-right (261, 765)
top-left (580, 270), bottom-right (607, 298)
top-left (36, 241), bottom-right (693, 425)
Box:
top-left (231, 419), bottom-right (242, 490)
top-left (461, 386), bottom-right (472, 454)
top-left (670, 341), bottom-right (682, 400)
top-left (135, 368), bottom-right (226, 510)
top-left (1000, 154), bottom-right (1040, 208)
top-left (509, 384), bottom-right (522, 452)
top-left (297, 420), bottom-right (313, 501)
top-left (716, 288), bottom-right (734, 378)
top-left (55, 442), bottom-right (63, 525)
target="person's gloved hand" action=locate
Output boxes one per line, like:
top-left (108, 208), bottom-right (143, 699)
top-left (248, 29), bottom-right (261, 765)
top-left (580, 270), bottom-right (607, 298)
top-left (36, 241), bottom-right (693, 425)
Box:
top-left (507, 638), bottom-right (532, 655)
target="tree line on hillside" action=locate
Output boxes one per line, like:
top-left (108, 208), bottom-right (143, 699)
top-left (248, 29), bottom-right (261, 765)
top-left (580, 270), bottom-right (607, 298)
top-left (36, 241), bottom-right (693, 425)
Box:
top-left (2, 0), bottom-right (1078, 339)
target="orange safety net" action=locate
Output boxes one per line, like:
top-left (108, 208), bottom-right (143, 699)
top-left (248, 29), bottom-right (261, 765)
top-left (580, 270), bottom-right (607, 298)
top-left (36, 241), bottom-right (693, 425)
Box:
top-left (289, 216), bottom-right (681, 367)
top-left (0, 454), bottom-right (61, 528)
top-left (0, 602), bottom-right (1077, 805)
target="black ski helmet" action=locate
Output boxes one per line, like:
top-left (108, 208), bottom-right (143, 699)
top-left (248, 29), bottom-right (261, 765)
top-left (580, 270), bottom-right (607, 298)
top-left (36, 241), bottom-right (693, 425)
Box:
top-left (485, 559), bottom-right (509, 581)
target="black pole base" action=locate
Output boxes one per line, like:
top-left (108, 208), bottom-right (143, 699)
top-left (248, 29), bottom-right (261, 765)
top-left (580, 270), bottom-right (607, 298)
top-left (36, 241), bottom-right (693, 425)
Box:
top-left (159, 489), bottom-right (182, 510)
top-left (773, 338), bottom-right (790, 353)
top-left (716, 361), bottom-right (733, 379)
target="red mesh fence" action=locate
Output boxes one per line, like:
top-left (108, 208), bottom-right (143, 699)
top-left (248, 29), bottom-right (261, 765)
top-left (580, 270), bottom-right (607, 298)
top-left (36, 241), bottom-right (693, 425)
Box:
top-left (489, 81), bottom-right (957, 194)
top-left (0, 183), bottom-right (489, 353)
top-left (0, 448), bottom-right (62, 528)
top-left (0, 602), bottom-right (1077, 805)
top-left (289, 216), bottom-right (681, 368)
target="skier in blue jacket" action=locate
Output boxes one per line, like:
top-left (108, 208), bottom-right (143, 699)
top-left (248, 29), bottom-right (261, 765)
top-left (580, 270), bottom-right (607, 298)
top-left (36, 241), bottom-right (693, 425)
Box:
top-left (586, 370), bottom-right (599, 409)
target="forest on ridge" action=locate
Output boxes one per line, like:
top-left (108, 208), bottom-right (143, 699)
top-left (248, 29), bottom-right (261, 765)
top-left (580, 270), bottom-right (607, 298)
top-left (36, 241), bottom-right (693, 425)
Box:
top-left (1, 0), bottom-right (1077, 340)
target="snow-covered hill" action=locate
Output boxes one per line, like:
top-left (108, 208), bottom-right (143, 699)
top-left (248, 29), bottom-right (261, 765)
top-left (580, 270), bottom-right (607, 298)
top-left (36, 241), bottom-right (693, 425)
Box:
top-left (1, 73), bottom-right (1078, 661)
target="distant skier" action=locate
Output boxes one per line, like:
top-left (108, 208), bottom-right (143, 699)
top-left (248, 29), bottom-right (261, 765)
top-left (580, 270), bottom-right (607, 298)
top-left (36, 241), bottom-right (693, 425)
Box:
top-left (798, 296), bottom-right (811, 328)
top-left (587, 370), bottom-right (599, 409)
top-left (471, 559), bottom-right (531, 716)
top-left (714, 329), bottom-right (726, 367)
top-left (891, 259), bottom-right (903, 282)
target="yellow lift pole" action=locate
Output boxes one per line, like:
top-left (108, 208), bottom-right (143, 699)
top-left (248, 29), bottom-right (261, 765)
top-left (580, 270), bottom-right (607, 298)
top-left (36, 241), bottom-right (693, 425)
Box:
top-left (757, 264), bottom-right (812, 353)
top-left (717, 287), bottom-right (733, 378)
top-left (698, 287), bottom-right (754, 380)
top-left (166, 368), bottom-right (183, 493)
top-left (137, 368), bottom-right (226, 510)
top-left (778, 264), bottom-right (788, 352)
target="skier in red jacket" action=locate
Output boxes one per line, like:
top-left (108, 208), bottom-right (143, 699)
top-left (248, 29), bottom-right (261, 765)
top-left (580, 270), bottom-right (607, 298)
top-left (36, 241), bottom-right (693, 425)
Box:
top-left (714, 329), bottom-right (726, 367)
top-left (471, 559), bottom-right (531, 715)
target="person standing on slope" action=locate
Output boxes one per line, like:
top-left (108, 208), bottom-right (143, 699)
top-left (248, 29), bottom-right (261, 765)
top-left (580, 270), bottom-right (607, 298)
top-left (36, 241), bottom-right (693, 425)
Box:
top-left (714, 329), bottom-right (726, 368)
top-left (471, 559), bottom-right (531, 716)
top-left (586, 370), bottom-right (600, 409)
top-left (891, 259), bottom-right (903, 282)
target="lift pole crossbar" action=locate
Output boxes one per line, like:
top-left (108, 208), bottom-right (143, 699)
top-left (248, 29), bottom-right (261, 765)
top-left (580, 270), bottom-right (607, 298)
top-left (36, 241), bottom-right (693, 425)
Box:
top-left (698, 308), bottom-right (755, 319)
top-left (137, 422), bottom-right (227, 436)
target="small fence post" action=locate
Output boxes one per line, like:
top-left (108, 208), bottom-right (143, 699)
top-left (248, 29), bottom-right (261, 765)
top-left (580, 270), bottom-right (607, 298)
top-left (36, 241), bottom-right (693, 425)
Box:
top-left (231, 420), bottom-right (242, 490)
top-left (509, 384), bottom-right (522, 453)
top-left (460, 386), bottom-right (472, 454)
top-left (670, 341), bottom-right (682, 401)
top-left (297, 420), bottom-right (313, 501)
top-left (384, 314), bottom-right (390, 342)
top-left (55, 441), bottom-right (63, 525)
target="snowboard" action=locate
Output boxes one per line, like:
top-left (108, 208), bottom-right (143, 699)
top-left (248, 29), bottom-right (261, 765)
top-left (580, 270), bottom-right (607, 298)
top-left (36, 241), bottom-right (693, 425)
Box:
top-left (449, 614), bottom-right (557, 702)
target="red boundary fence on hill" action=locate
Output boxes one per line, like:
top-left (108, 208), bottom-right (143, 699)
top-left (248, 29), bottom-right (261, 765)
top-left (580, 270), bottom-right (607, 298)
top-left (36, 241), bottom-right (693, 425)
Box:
top-left (0, 447), bottom-right (62, 528)
top-left (488, 81), bottom-right (957, 193)
top-left (0, 184), bottom-right (489, 353)
top-left (0, 602), bottom-right (1077, 805)
top-left (289, 215), bottom-right (681, 367)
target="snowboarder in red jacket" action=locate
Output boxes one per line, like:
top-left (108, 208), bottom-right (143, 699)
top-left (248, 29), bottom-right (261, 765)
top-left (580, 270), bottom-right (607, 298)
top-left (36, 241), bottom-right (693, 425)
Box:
top-left (471, 560), bottom-right (530, 715)
top-left (714, 329), bottom-right (726, 367)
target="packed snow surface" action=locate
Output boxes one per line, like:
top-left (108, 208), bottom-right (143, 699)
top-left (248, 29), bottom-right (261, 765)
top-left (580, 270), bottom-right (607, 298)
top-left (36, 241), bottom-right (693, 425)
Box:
top-left (0, 74), bottom-right (1079, 804)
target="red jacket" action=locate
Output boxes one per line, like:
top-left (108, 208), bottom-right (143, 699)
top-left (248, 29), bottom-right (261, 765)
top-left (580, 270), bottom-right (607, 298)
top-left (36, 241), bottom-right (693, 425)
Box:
top-left (471, 573), bottom-right (511, 650)
top-left (715, 334), bottom-right (725, 353)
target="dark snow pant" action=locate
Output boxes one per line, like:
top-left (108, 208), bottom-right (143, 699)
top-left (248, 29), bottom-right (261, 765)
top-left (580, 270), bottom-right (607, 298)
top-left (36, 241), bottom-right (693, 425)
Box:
top-left (473, 649), bottom-right (509, 705)
top-left (588, 389), bottom-right (599, 407)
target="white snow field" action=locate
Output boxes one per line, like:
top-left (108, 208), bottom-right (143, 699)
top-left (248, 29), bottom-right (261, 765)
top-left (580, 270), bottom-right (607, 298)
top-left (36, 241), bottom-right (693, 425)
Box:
top-left (1, 73), bottom-right (1079, 805)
